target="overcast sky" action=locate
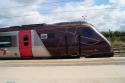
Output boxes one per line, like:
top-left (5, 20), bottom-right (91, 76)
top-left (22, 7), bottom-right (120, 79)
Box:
top-left (0, 0), bottom-right (125, 31)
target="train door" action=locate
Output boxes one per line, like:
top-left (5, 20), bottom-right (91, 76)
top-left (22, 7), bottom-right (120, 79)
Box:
top-left (19, 30), bottom-right (33, 58)
top-left (65, 28), bottom-right (79, 57)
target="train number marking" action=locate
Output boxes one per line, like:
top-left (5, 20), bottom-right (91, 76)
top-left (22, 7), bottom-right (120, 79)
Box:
top-left (41, 34), bottom-right (48, 39)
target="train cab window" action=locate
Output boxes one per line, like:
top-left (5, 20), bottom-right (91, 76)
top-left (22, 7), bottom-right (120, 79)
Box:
top-left (80, 36), bottom-right (99, 44)
top-left (24, 35), bottom-right (29, 46)
top-left (81, 27), bottom-right (93, 37)
top-left (0, 36), bottom-right (12, 47)
top-left (78, 27), bottom-right (100, 44)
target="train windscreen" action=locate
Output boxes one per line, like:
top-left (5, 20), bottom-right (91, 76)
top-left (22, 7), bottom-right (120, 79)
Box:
top-left (82, 28), bottom-right (93, 38)
top-left (0, 36), bottom-right (12, 47)
top-left (78, 27), bottom-right (103, 44)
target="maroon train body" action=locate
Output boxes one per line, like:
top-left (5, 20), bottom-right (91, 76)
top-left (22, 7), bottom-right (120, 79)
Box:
top-left (0, 22), bottom-right (114, 59)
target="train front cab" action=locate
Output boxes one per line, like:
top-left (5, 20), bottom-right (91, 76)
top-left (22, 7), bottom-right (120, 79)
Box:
top-left (78, 25), bottom-right (114, 58)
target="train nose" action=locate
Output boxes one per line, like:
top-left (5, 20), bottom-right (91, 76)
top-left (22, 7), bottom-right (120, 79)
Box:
top-left (105, 45), bottom-right (114, 57)
top-left (83, 41), bottom-right (114, 58)
top-left (94, 41), bottom-right (114, 57)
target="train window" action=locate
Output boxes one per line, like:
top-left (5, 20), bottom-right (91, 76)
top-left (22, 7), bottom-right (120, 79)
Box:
top-left (80, 36), bottom-right (99, 44)
top-left (78, 27), bottom-right (94, 38)
top-left (24, 35), bottom-right (29, 46)
top-left (0, 36), bottom-right (12, 47)
top-left (78, 27), bottom-right (100, 44)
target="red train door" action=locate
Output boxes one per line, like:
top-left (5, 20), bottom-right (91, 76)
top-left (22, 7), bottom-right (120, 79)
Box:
top-left (19, 30), bottom-right (33, 58)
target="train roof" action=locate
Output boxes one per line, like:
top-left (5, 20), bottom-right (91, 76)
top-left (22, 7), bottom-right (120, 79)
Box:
top-left (0, 21), bottom-right (94, 32)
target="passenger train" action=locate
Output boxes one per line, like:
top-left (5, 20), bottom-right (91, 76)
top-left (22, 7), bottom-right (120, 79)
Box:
top-left (0, 22), bottom-right (114, 59)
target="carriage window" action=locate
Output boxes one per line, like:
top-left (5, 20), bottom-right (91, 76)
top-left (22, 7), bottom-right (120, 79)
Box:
top-left (0, 36), bottom-right (12, 47)
top-left (24, 35), bottom-right (29, 46)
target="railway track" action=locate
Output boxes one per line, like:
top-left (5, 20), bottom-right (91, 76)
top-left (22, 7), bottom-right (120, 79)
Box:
top-left (113, 47), bottom-right (125, 57)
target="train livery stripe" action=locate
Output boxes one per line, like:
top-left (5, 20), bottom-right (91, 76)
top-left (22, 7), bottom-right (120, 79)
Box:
top-left (19, 30), bottom-right (33, 58)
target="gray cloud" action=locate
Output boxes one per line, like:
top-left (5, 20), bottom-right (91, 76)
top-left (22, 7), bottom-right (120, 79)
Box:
top-left (0, 0), bottom-right (45, 27)
top-left (42, 0), bottom-right (125, 31)
top-left (0, 0), bottom-right (125, 31)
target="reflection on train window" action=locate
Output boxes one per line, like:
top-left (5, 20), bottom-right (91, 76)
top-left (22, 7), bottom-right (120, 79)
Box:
top-left (24, 35), bottom-right (29, 46)
top-left (0, 36), bottom-right (12, 47)
top-left (79, 27), bottom-right (93, 37)
top-left (80, 36), bottom-right (98, 44)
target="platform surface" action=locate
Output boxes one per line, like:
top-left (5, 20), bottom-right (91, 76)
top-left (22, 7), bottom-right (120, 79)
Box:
top-left (0, 57), bottom-right (125, 83)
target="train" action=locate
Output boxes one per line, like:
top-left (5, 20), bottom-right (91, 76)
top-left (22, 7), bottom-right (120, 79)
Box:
top-left (0, 21), bottom-right (114, 59)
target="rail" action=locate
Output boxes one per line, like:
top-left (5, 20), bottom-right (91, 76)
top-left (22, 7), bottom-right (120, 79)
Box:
top-left (113, 47), bottom-right (125, 57)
